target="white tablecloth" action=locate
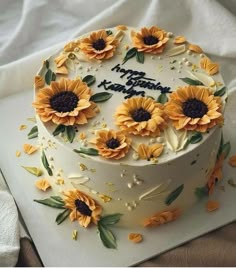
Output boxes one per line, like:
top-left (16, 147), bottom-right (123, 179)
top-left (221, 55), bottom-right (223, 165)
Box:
top-left (0, 0), bottom-right (236, 266)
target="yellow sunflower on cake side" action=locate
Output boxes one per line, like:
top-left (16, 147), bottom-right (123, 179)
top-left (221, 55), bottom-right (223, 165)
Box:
top-left (165, 86), bottom-right (223, 133)
top-left (63, 189), bottom-right (102, 228)
top-left (143, 208), bottom-right (181, 228)
top-left (90, 129), bottom-right (132, 160)
top-left (32, 78), bottom-right (99, 126)
top-left (115, 97), bottom-right (167, 137)
top-left (131, 26), bottom-right (169, 54)
top-left (79, 29), bottom-right (119, 60)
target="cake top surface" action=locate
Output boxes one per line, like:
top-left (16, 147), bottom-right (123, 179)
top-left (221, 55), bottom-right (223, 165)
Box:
top-left (33, 25), bottom-right (226, 166)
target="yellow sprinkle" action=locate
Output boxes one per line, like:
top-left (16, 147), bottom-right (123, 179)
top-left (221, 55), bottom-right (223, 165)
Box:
top-left (105, 182), bottom-right (114, 186)
top-left (27, 117), bottom-right (36, 123)
top-left (79, 163), bottom-right (87, 171)
top-left (150, 158), bottom-right (158, 164)
top-left (16, 150), bottom-right (21, 157)
top-left (90, 168), bottom-right (96, 173)
top-left (216, 81), bottom-right (223, 87)
top-left (101, 123), bottom-right (107, 128)
top-left (79, 132), bottom-right (86, 140)
top-left (55, 178), bottom-right (65, 185)
top-left (124, 45), bottom-right (129, 50)
top-left (99, 194), bottom-right (112, 203)
top-left (19, 124), bottom-right (27, 130)
top-left (72, 230), bottom-right (78, 240)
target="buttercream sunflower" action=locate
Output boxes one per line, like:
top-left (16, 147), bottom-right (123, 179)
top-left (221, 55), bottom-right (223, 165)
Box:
top-left (131, 26), bottom-right (169, 54)
top-left (63, 189), bottom-right (102, 228)
top-left (91, 129), bottom-right (132, 160)
top-left (79, 30), bottom-right (119, 60)
top-left (115, 97), bottom-right (167, 137)
top-left (165, 86), bottom-right (223, 133)
top-left (33, 78), bottom-right (99, 126)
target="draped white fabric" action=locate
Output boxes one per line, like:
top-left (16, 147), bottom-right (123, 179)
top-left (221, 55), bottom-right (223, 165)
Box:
top-left (0, 0), bottom-right (236, 265)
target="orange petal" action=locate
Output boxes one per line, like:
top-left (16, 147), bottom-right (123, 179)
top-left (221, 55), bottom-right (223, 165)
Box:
top-left (206, 200), bottom-right (219, 212)
top-left (174, 35), bottom-right (186, 44)
top-left (228, 155), bottom-right (236, 167)
top-left (128, 233), bottom-right (143, 243)
top-left (188, 44), bottom-right (203, 53)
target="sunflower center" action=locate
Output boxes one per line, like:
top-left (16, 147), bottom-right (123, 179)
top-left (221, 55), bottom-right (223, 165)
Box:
top-left (143, 35), bottom-right (159, 45)
top-left (106, 138), bottom-right (120, 149)
top-left (182, 98), bottom-right (208, 118)
top-left (132, 108), bottom-right (151, 122)
top-left (74, 199), bottom-right (92, 216)
top-left (50, 91), bottom-right (79, 113)
top-left (92, 38), bottom-right (106, 50)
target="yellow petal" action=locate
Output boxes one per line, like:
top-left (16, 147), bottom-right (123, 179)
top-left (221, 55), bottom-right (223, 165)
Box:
top-left (174, 35), bottom-right (186, 44)
top-left (16, 150), bottom-right (21, 157)
top-left (34, 75), bottom-right (45, 89)
top-left (116, 25), bottom-right (127, 31)
top-left (128, 233), bottom-right (143, 243)
top-left (188, 44), bottom-right (203, 53)
top-left (99, 194), bottom-right (112, 203)
top-left (23, 144), bottom-right (38, 155)
top-left (22, 166), bottom-right (43, 177)
top-left (35, 179), bottom-right (51, 191)
top-left (206, 200), bottom-right (219, 212)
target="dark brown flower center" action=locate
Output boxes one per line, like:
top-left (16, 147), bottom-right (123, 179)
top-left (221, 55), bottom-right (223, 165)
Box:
top-left (106, 138), bottom-right (120, 149)
top-left (132, 108), bottom-right (151, 122)
top-left (92, 38), bottom-right (106, 50)
top-left (50, 91), bottom-right (79, 113)
top-left (74, 199), bottom-right (92, 216)
top-left (182, 98), bottom-right (208, 118)
top-left (143, 35), bottom-right (159, 45)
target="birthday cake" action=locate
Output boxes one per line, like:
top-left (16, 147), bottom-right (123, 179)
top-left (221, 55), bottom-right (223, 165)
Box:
top-left (29, 25), bottom-right (228, 248)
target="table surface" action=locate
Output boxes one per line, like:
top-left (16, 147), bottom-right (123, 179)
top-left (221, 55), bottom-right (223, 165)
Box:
top-left (0, 90), bottom-right (236, 266)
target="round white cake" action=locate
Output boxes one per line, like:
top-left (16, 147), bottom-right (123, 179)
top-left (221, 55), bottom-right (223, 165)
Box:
top-left (33, 25), bottom-right (226, 228)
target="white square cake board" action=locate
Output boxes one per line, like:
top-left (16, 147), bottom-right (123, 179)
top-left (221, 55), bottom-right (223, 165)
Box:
top-left (0, 90), bottom-right (236, 267)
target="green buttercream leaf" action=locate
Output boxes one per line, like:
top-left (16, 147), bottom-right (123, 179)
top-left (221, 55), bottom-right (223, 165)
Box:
top-left (41, 150), bottom-right (53, 176)
top-left (65, 126), bottom-right (76, 143)
top-left (189, 132), bottom-right (203, 144)
top-left (50, 196), bottom-right (64, 204)
top-left (136, 51), bottom-right (144, 64)
top-left (195, 186), bottom-right (208, 198)
top-left (221, 141), bottom-right (231, 159)
top-left (45, 69), bottom-right (56, 85)
top-left (34, 198), bottom-right (65, 209)
top-left (21, 166), bottom-right (43, 177)
top-left (214, 86), bottom-right (226, 97)
top-left (45, 60), bottom-right (49, 69)
top-left (27, 126), bottom-right (38, 139)
top-left (82, 75), bottom-right (96, 86)
top-left (179, 77), bottom-right (204, 86)
top-left (53, 124), bottom-right (65, 136)
top-left (74, 147), bottom-right (99, 156)
top-left (99, 213), bottom-right (122, 226)
top-left (97, 223), bottom-right (117, 249)
top-left (55, 209), bottom-right (70, 225)
top-left (122, 47), bottom-right (137, 64)
top-left (157, 93), bottom-right (168, 104)
top-left (106, 30), bottom-right (113, 36)
top-left (165, 184), bottom-right (184, 206)
top-left (90, 92), bottom-right (113, 103)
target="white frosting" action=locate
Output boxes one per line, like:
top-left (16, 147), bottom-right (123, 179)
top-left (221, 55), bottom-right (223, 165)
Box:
top-left (35, 26), bottom-right (225, 227)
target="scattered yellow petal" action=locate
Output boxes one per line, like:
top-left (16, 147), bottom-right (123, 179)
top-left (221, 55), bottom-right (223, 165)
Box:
top-left (200, 57), bottom-right (219, 75)
top-left (174, 35), bottom-right (186, 44)
top-left (27, 117), bottom-right (36, 123)
top-left (72, 230), bottom-right (78, 240)
top-left (99, 194), bottom-right (112, 203)
top-left (19, 125), bottom-right (27, 130)
top-left (116, 25), bottom-right (127, 31)
top-left (56, 66), bottom-right (68, 75)
top-left (55, 178), bottom-right (65, 185)
top-left (228, 155), bottom-right (236, 167)
top-left (188, 44), bottom-right (203, 53)
top-left (79, 132), bottom-right (86, 140)
top-left (79, 163), bottom-right (87, 171)
top-left (22, 166), bottom-right (43, 177)
top-left (34, 75), bottom-right (45, 89)
top-left (35, 179), bottom-right (51, 191)
top-left (105, 182), bottom-right (114, 186)
top-left (16, 150), bottom-right (21, 157)
top-left (206, 200), bottom-right (219, 212)
top-left (128, 233), bottom-right (143, 243)
top-left (23, 144), bottom-right (38, 155)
